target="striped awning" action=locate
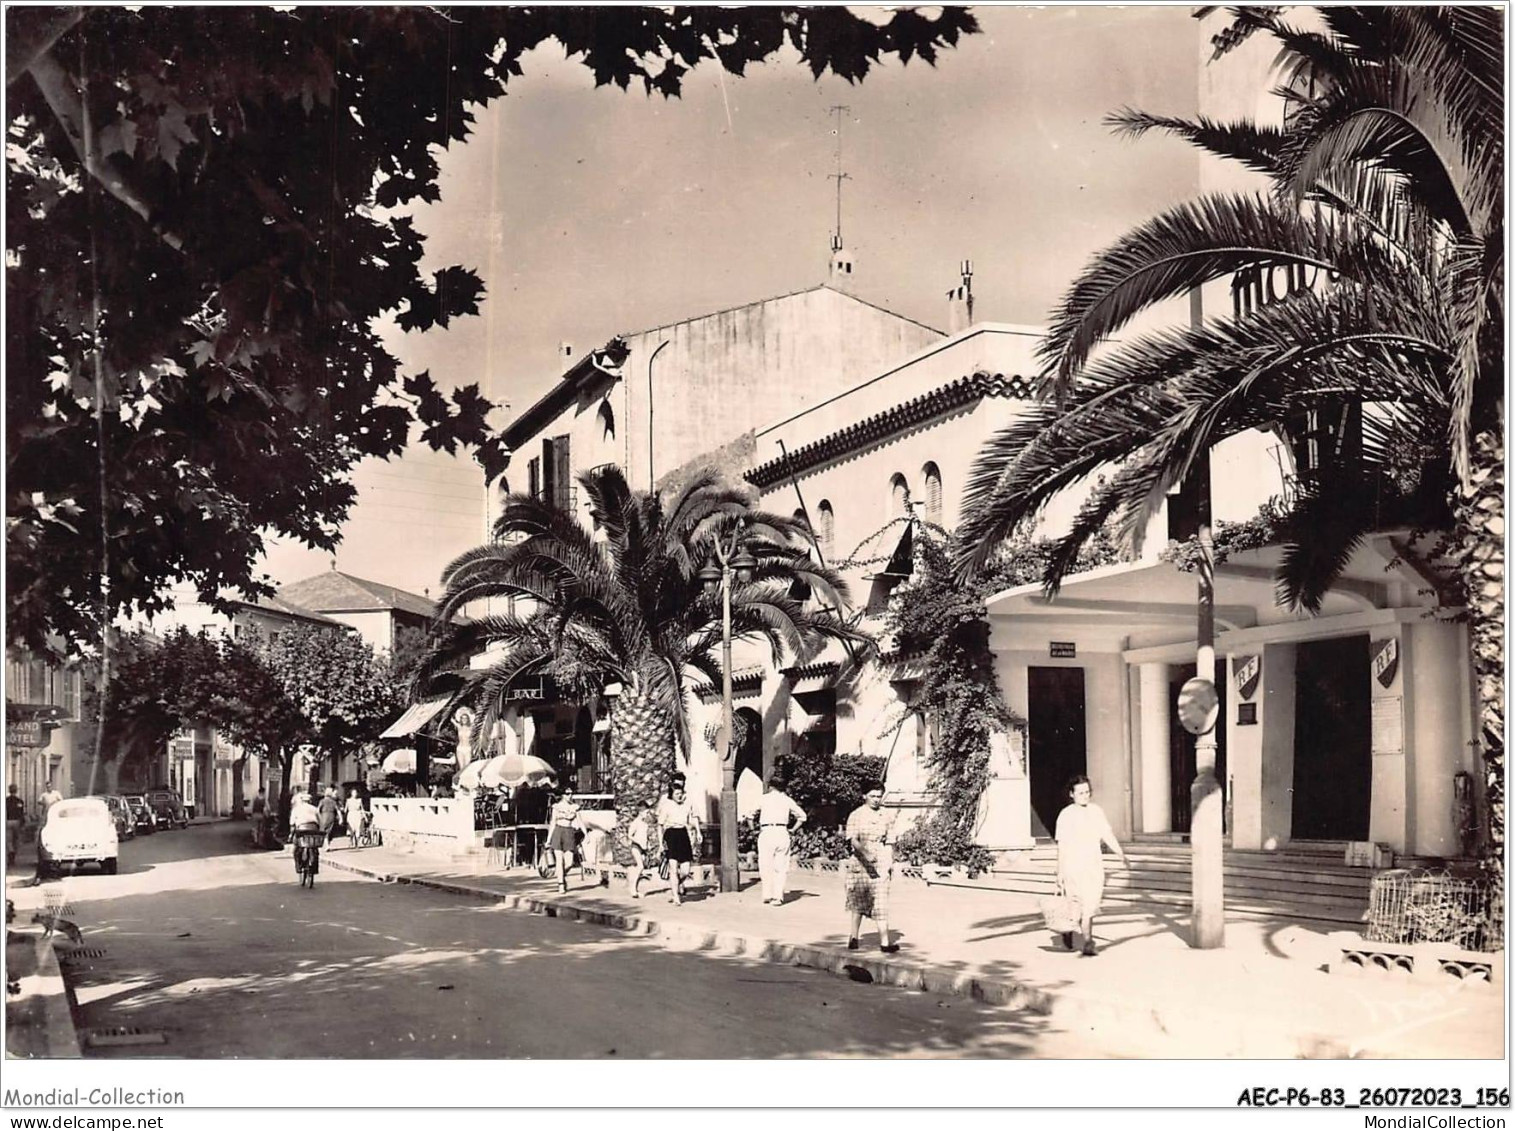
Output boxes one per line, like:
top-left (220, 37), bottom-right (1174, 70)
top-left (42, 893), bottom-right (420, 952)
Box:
top-left (379, 697), bottom-right (449, 739)
top-left (883, 652), bottom-right (930, 683)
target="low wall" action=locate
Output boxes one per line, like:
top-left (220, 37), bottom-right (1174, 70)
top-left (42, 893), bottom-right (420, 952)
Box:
top-left (369, 798), bottom-right (478, 859)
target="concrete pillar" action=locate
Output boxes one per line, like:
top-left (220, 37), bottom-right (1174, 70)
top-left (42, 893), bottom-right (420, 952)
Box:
top-left (1138, 663), bottom-right (1172, 833)
top-left (1257, 643), bottom-right (1296, 850)
top-left (1406, 621), bottom-right (1472, 856)
top-left (1369, 627), bottom-right (1408, 853)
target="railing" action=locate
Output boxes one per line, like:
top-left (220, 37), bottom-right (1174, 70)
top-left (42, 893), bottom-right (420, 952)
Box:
top-left (369, 797), bottom-right (476, 856)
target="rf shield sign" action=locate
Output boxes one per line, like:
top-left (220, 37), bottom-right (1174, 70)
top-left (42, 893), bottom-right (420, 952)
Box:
top-left (1233, 654), bottom-right (1261, 701)
top-left (1371, 637), bottom-right (1400, 689)
top-left (1177, 677), bottom-right (1219, 737)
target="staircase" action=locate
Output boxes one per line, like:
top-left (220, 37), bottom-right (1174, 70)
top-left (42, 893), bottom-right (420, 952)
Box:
top-left (985, 836), bottom-right (1378, 926)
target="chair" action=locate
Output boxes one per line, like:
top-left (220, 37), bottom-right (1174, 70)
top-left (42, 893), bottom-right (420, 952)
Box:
top-left (486, 828), bottom-right (512, 869)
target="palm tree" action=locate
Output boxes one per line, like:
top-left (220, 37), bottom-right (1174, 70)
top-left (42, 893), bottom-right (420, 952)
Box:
top-left (956, 6), bottom-right (1502, 864)
top-left (426, 464), bottom-right (871, 860)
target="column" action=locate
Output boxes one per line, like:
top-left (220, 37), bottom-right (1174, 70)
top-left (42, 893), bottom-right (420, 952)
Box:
top-left (1257, 643), bottom-right (1296, 850)
top-left (1369, 627), bottom-right (1408, 853)
top-left (1406, 621), bottom-right (1470, 857)
top-left (1138, 663), bottom-right (1172, 833)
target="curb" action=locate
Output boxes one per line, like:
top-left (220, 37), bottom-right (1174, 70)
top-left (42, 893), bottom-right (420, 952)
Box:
top-left (7, 933), bottom-right (83, 1058)
top-left (325, 858), bottom-right (1498, 1059)
top-left (326, 857), bottom-right (1055, 1013)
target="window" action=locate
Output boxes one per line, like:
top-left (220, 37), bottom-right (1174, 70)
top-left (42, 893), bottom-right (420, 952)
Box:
top-left (922, 462), bottom-right (943, 526)
top-left (528, 457), bottom-right (541, 500)
top-left (817, 501), bottom-right (835, 560)
top-left (889, 473), bottom-right (909, 519)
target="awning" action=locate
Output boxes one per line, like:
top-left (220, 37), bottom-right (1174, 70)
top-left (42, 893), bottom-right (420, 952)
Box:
top-left (864, 522), bottom-right (913, 582)
top-left (786, 662), bottom-right (839, 695)
top-left (379, 697), bottom-right (449, 739)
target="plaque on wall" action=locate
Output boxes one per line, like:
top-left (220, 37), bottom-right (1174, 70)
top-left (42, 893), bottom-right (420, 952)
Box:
top-left (1049, 641), bottom-right (1076, 659)
top-left (1371, 695), bottom-right (1404, 754)
top-left (1236, 702), bottom-right (1258, 726)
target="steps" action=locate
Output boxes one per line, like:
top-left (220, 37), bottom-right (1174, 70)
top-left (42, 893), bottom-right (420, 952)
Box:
top-left (985, 838), bottom-right (1377, 926)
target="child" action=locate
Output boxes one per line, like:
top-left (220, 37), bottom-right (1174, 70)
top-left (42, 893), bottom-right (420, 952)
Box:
top-left (625, 807), bottom-right (654, 899)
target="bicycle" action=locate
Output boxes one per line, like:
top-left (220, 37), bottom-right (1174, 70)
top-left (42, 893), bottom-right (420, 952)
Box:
top-left (292, 827), bottom-right (323, 889)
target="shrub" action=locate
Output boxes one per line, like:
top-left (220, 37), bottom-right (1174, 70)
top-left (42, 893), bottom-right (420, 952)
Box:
top-left (894, 820), bottom-right (995, 875)
top-left (789, 825), bottom-right (853, 861)
top-left (736, 815), bottom-right (760, 855)
top-left (774, 748), bottom-right (885, 825)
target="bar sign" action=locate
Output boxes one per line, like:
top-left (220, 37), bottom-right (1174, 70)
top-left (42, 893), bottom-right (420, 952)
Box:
top-left (1049, 641), bottom-right (1076, 659)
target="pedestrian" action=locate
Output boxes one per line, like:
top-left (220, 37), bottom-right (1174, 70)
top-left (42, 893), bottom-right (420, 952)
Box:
top-left (546, 784), bottom-right (582, 893)
top-left (844, 782), bottom-right (898, 952)
top-left (757, 772), bottom-right (806, 906)
top-left (37, 782), bottom-right (62, 815)
top-left (655, 776), bottom-right (702, 905)
top-left (317, 788), bottom-right (339, 846)
top-left (344, 790), bottom-right (367, 847)
top-left (624, 806), bottom-right (655, 899)
top-left (6, 784), bottom-right (25, 867)
top-left (250, 787), bottom-right (268, 849)
top-left (1054, 774), bottom-right (1128, 957)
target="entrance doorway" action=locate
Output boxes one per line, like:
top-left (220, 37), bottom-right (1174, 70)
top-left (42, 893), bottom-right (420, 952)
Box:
top-left (1169, 664), bottom-right (1228, 834)
top-left (1028, 666), bottom-right (1087, 838)
top-left (1292, 635), bottom-right (1371, 840)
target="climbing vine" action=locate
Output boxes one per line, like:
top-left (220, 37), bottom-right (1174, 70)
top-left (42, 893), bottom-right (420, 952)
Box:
top-left (885, 525), bottom-right (1122, 864)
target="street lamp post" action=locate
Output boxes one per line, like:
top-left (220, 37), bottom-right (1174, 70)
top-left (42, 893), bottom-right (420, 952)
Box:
top-left (700, 527), bottom-right (755, 895)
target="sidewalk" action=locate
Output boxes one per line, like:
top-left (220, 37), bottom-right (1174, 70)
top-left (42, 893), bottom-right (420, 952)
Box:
top-left (325, 843), bottom-right (1503, 1059)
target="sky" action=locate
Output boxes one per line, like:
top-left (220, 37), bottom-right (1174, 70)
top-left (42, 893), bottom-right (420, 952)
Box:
top-left (260, 4), bottom-right (1204, 600)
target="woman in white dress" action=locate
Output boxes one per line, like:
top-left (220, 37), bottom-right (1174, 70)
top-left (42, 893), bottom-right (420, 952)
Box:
top-left (1055, 774), bottom-right (1127, 956)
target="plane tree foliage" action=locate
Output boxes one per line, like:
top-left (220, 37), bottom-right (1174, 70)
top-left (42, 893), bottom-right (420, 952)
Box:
top-left (5, 6), bottom-right (979, 657)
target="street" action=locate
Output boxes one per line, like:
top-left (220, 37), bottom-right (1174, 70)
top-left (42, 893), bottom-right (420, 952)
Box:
top-left (10, 822), bottom-right (1122, 1059)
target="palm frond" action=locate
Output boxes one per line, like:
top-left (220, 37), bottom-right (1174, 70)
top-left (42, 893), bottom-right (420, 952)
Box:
top-left (1107, 108), bottom-right (1288, 178)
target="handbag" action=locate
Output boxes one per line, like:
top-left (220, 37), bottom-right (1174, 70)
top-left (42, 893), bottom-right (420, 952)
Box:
top-left (1038, 892), bottom-right (1082, 934)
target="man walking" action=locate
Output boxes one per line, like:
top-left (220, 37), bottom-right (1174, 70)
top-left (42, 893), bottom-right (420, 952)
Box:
top-left (6, 784), bottom-right (26, 866)
top-left (756, 773), bottom-right (806, 906)
top-left (37, 781), bottom-right (62, 815)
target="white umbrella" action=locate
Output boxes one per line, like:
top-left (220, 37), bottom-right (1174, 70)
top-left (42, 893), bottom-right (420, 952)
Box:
top-left (381, 748), bottom-right (417, 775)
top-left (456, 757), bottom-right (488, 792)
top-left (483, 752), bottom-right (558, 789)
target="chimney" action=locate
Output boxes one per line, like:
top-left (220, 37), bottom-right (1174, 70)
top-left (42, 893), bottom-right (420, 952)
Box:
top-left (946, 260), bottom-right (974, 334)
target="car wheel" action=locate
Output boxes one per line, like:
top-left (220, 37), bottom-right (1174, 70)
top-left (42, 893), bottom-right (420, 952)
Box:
top-left (102, 858), bottom-right (118, 875)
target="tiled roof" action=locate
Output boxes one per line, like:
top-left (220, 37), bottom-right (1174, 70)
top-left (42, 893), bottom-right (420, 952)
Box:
top-left (278, 571), bottom-right (439, 619)
top-left (239, 596), bottom-right (345, 627)
top-left (744, 370), bottom-right (1032, 488)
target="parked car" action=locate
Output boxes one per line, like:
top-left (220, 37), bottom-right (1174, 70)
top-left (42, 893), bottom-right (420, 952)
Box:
top-left (144, 789), bottom-right (189, 829)
top-left (90, 795), bottom-right (135, 841)
top-left (37, 798), bottom-right (118, 878)
top-left (124, 795), bottom-right (157, 836)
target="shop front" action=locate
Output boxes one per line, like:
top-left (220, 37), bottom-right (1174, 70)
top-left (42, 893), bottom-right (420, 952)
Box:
top-left (985, 541), bottom-right (1478, 859)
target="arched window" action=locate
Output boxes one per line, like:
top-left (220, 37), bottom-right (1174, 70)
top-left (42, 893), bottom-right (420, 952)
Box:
top-left (922, 462), bottom-right (943, 526)
top-left (598, 400), bottom-right (615, 442)
top-left (889, 473), bottom-right (909, 519)
top-left (817, 500), bottom-right (835, 559)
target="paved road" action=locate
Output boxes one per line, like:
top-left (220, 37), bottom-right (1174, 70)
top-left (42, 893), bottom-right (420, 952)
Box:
top-left (11, 822), bottom-right (1123, 1059)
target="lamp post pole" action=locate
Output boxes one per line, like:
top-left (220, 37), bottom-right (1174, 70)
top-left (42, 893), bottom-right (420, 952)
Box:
top-left (718, 555), bottom-right (739, 894)
top-left (702, 523), bottom-right (752, 896)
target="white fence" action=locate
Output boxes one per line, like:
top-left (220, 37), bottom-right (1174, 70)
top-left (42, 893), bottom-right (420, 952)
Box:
top-left (369, 797), bottom-right (478, 858)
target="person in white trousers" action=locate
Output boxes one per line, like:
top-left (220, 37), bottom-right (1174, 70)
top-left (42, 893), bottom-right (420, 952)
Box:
top-left (756, 774), bottom-right (806, 906)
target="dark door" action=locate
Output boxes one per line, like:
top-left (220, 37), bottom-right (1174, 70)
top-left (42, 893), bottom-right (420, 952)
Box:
top-left (1028, 666), bottom-right (1087, 838)
top-left (1169, 664), bottom-right (1229, 834)
top-left (1292, 635), bottom-right (1371, 840)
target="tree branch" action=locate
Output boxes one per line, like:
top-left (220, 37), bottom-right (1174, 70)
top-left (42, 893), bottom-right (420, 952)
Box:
top-left (27, 49), bottom-right (186, 253)
top-left (6, 7), bottom-right (85, 84)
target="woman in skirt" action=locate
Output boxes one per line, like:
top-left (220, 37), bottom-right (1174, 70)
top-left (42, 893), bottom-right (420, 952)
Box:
top-left (655, 776), bottom-right (702, 905)
top-left (1055, 774), bottom-right (1127, 956)
top-left (844, 783), bottom-right (899, 953)
top-left (547, 784), bottom-right (582, 893)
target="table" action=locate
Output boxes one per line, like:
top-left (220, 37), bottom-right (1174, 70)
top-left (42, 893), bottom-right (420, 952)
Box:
top-left (497, 824), bottom-right (548, 869)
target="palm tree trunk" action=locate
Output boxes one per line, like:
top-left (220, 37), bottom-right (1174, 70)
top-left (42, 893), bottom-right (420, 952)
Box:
top-left (608, 676), bottom-right (676, 865)
top-left (1455, 429), bottom-right (1504, 895)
